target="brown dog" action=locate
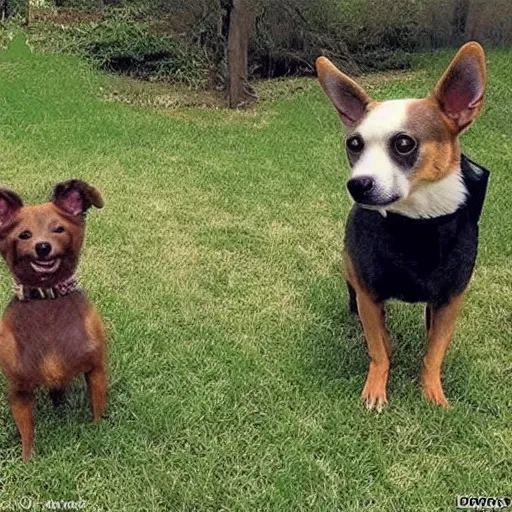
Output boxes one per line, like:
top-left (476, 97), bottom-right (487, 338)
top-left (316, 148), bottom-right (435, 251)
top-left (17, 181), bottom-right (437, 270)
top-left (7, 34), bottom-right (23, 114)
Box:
top-left (0, 180), bottom-right (107, 461)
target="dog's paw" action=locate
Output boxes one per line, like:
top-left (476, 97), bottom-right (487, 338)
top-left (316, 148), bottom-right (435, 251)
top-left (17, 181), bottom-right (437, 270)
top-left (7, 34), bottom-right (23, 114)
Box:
top-left (421, 372), bottom-right (450, 407)
top-left (362, 364), bottom-right (389, 412)
top-left (363, 393), bottom-right (387, 413)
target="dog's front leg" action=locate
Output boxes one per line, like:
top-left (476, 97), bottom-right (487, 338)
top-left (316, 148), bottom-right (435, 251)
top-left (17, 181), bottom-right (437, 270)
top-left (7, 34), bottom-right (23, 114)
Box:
top-left (357, 289), bottom-right (391, 412)
top-left (422, 294), bottom-right (464, 407)
top-left (9, 388), bottom-right (35, 462)
top-left (85, 365), bottom-right (108, 422)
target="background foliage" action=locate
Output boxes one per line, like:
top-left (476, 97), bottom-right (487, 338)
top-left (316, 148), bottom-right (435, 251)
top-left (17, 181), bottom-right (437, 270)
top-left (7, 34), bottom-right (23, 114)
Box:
top-left (4, 0), bottom-right (509, 87)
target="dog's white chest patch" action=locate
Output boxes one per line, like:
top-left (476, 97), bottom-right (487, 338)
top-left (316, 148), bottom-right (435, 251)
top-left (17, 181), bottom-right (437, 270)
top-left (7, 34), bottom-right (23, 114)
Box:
top-left (387, 170), bottom-right (468, 218)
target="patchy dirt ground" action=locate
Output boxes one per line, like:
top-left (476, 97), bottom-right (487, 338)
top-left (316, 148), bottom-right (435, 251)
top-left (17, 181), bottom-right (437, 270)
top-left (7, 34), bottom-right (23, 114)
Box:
top-left (98, 69), bottom-right (427, 111)
top-left (30, 8), bottom-right (102, 24)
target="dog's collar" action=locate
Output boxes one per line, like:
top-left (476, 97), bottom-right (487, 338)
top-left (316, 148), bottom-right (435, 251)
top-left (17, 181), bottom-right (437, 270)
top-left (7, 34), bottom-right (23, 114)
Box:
top-left (459, 154), bottom-right (490, 223)
top-left (12, 274), bottom-right (79, 301)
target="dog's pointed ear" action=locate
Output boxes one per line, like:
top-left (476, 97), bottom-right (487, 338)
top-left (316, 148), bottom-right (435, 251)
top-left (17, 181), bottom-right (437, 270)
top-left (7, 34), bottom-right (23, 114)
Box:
top-left (316, 56), bottom-right (372, 127)
top-left (0, 189), bottom-right (23, 230)
top-left (432, 42), bottom-right (486, 133)
top-left (51, 180), bottom-right (104, 216)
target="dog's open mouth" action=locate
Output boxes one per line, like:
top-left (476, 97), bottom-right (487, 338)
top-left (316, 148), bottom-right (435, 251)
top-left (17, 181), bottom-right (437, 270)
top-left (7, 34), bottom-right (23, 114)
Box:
top-left (30, 258), bottom-right (61, 275)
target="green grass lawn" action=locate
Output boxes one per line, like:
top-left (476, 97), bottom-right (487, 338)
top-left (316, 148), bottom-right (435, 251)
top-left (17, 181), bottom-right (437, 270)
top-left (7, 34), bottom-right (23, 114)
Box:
top-left (0, 35), bottom-right (511, 511)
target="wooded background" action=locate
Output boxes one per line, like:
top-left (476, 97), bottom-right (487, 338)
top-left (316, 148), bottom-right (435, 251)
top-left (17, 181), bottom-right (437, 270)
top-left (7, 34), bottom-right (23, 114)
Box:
top-left (2, 0), bottom-right (511, 107)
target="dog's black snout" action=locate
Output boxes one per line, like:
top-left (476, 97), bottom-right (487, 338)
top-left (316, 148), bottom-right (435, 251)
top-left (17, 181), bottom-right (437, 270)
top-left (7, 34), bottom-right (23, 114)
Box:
top-left (347, 176), bottom-right (375, 201)
top-left (35, 242), bottom-right (52, 258)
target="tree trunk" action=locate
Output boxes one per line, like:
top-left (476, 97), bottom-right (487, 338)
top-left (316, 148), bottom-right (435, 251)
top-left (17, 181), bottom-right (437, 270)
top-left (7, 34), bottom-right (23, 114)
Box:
top-left (227, 0), bottom-right (255, 108)
top-left (1, 0), bottom-right (29, 23)
top-left (205, 0), bottom-right (229, 89)
top-left (1, 0), bottom-right (12, 19)
top-left (451, 0), bottom-right (470, 44)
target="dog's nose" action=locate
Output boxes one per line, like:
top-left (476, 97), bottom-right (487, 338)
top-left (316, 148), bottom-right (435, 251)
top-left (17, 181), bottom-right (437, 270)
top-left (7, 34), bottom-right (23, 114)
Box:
top-left (35, 242), bottom-right (52, 258)
top-left (347, 176), bottom-right (375, 202)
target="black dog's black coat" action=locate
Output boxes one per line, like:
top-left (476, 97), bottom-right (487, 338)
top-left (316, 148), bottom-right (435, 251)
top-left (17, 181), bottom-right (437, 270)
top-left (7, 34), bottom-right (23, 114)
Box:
top-left (345, 155), bottom-right (489, 309)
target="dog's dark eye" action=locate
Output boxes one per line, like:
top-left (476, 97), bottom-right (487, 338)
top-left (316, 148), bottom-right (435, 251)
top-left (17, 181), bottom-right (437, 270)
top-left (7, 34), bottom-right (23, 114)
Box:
top-left (393, 134), bottom-right (417, 155)
top-left (346, 135), bottom-right (365, 153)
top-left (53, 226), bottom-right (65, 233)
top-left (18, 231), bottom-right (32, 240)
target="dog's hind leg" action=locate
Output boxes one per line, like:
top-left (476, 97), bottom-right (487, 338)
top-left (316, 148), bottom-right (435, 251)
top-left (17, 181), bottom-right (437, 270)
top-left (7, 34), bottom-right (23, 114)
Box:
top-left (347, 281), bottom-right (359, 316)
top-left (9, 388), bottom-right (35, 462)
top-left (421, 294), bottom-right (464, 407)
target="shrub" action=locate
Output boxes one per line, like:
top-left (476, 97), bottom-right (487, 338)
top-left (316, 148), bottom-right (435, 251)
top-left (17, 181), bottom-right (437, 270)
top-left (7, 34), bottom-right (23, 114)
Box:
top-left (28, 0), bottom-right (512, 84)
top-left (29, 9), bottom-right (209, 87)
top-left (81, 13), bottom-right (207, 84)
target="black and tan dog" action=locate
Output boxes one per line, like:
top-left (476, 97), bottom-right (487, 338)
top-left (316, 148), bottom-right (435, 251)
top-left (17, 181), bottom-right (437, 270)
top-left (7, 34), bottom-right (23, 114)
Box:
top-left (316, 43), bottom-right (489, 410)
top-left (0, 180), bottom-right (107, 460)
